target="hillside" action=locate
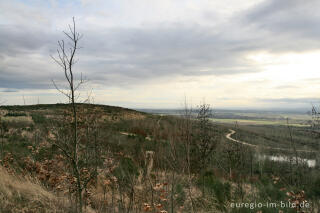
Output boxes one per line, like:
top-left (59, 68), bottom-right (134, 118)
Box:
top-left (0, 104), bottom-right (319, 212)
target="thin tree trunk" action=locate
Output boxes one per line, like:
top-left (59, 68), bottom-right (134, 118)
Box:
top-left (170, 172), bottom-right (175, 213)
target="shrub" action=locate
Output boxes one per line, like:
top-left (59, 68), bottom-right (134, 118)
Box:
top-left (175, 183), bottom-right (186, 206)
top-left (197, 171), bottom-right (231, 211)
top-left (5, 112), bottom-right (27, 117)
top-left (31, 113), bottom-right (46, 124)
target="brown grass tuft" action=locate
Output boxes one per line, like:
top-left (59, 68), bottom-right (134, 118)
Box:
top-left (0, 166), bottom-right (71, 213)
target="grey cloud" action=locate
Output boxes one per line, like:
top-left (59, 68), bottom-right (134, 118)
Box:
top-left (259, 98), bottom-right (320, 104)
top-left (274, 85), bottom-right (300, 89)
top-left (1, 0), bottom-right (320, 91)
top-left (76, 25), bottom-right (260, 86)
top-left (0, 24), bottom-right (58, 56)
top-left (1, 89), bottom-right (19, 93)
top-left (243, 0), bottom-right (320, 52)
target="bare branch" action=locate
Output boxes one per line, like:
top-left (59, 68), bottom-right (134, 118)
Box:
top-left (63, 31), bottom-right (74, 41)
top-left (51, 79), bottom-right (71, 100)
top-left (50, 55), bottom-right (64, 68)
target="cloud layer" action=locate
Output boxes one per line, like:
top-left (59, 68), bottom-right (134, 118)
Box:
top-left (1, 0), bottom-right (320, 108)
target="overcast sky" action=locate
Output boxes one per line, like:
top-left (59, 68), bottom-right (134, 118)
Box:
top-left (1, 0), bottom-right (320, 109)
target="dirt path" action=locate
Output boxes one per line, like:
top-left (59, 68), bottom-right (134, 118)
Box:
top-left (225, 129), bottom-right (317, 153)
top-left (119, 132), bottom-right (151, 141)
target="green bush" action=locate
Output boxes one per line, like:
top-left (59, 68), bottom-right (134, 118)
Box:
top-left (175, 183), bottom-right (186, 206)
top-left (197, 171), bottom-right (231, 211)
top-left (311, 177), bottom-right (320, 197)
top-left (5, 112), bottom-right (27, 117)
top-left (257, 179), bottom-right (285, 201)
top-left (31, 113), bottom-right (46, 124)
top-left (113, 157), bottom-right (139, 186)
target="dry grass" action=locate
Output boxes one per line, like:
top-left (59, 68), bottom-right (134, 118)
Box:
top-left (0, 166), bottom-right (71, 213)
top-left (101, 111), bottom-right (146, 122)
top-left (2, 116), bottom-right (33, 123)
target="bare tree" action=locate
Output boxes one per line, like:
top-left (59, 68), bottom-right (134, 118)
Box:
top-left (310, 105), bottom-right (320, 169)
top-left (195, 103), bottom-right (217, 172)
top-left (22, 95), bottom-right (26, 105)
top-left (0, 99), bottom-right (7, 160)
top-left (0, 116), bottom-right (7, 160)
top-left (51, 17), bottom-right (89, 213)
top-left (193, 103), bottom-right (218, 197)
top-left (180, 98), bottom-right (196, 213)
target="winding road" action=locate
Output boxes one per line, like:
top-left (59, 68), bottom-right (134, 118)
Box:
top-left (225, 129), bottom-right (317, 153)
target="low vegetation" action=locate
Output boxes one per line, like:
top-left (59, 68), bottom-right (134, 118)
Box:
top-left (0, 165), bottom-right (72, 213)
top-left (0, 103), bottom-right (319, 213)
